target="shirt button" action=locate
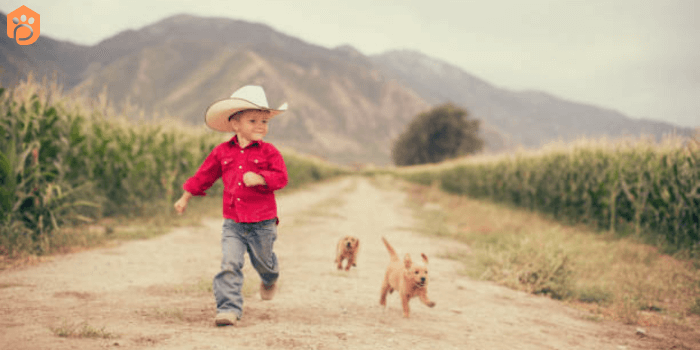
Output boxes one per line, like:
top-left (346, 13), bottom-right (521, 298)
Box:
top-left (237, 198), bottom-right (240, 201)
top-left (238, 165), bottom-right (242, 169)
top-left (240, 150), bottom-right (244, 154)
top-left (238, 182), bottom-right (241, 186)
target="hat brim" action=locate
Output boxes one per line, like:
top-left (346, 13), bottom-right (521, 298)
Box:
top-left (205, 98), bottom-right (287, 132)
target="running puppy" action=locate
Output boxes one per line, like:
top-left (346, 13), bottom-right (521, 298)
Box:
top-left (379, 237), bottom-right (436, 318)
top-left (335, 235), bottom-right (360, 271)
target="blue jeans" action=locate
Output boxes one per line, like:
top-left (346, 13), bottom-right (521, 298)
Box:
top-left (213, 218), bottom-right (279, 318)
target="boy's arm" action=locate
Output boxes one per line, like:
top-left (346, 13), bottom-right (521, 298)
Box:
top-left (183, 147), bottom-right (222, 196)
top-left (174, 191), bottom-right (193, 214)
top-left (256, 148), bottom-right (288, 192)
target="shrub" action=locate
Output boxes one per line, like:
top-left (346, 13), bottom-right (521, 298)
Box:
top-left (392, 103), bottom-right (483, 166)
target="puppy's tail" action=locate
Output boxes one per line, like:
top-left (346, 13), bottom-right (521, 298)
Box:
top-left (381, 237), bottom-right (399, 261)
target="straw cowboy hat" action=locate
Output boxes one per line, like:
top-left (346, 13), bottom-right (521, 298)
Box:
top-left (205, 85), bottom-right (288, 132)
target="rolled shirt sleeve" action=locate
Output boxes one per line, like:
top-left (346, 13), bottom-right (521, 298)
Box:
top-left (257, 145), bottom-right (289, 192)
top-left (183, 146), bottom-right (222, 196)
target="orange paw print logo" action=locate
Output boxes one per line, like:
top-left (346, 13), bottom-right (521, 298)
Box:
top-left (7, 6), bottom-right (40, 45)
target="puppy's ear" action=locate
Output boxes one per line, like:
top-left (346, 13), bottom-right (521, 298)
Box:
top-left (404, 253), bottom-right (412, 269)
top-left (421, 253), bottom-right (429, 264)
top-left (354, 238), bottom-right (360, 249)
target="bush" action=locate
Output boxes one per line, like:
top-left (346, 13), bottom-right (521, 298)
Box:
top-left (392, 103), bottom-right (483, 166)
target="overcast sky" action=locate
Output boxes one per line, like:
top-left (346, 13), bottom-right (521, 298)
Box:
top-left (3, 0), bottom-right (698, 128)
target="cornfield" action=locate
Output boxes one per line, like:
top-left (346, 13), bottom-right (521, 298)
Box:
top-left (399, 135), bottom-right (700, 253)
top-left (0, 76), bottom-right (346, 255)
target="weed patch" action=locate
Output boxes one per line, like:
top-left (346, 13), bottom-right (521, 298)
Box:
top-left (50, 320), bottom-right (116, 339)
top-left (402, 178), bottom-right (700, 326)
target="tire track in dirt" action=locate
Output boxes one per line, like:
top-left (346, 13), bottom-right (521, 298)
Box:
top-left (0, 176), bottom-right (651, 349)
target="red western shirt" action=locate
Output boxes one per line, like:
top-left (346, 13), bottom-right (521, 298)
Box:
top-left (183, 135), bottom-right (288, 223)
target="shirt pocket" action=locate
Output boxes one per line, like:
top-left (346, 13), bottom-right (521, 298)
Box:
top-left (248, 157), bottom-right (269, 172)
top-left (221, 157), bottom-right (237, 168)
top-left (221, 157), bottom-right (239, 184)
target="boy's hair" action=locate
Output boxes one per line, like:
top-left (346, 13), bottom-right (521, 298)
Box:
top-left (228, 109), bottom-right (271, 122)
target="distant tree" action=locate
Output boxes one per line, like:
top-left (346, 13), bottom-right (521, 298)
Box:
top-left (392, 103), bottom-right (483, 166)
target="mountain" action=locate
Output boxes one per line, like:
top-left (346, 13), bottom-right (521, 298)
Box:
top-left (1, 13), bottom-right (694, 165)
top-left (1, 13), bottom-right (90, 88)
top-left (371, 50), bottom-right (694, 150)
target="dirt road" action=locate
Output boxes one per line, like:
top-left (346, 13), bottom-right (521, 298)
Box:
top-left (0, 177), bottom-right (656, 349)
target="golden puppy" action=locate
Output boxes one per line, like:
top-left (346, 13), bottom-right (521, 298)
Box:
top-left (379, 237), bottom-right (436, 318)
top-left (335, 235), bottom-right (360, 271)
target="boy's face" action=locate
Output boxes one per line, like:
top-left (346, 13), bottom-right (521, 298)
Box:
top-left (231, 109), bottom-right (270, 142)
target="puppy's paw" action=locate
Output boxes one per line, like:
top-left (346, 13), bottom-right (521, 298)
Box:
top-left (427, 301), bottom-right (436, 308)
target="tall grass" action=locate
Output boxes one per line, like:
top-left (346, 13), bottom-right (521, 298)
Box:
top-left (0, 75), bottom-right (347, 256)
top-left (394, 135), bottom-right (700, 254)
top-left (398, 179), bottom-right (700, 326)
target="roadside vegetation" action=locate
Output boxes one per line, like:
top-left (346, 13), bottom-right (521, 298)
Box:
top-left (0, 75), bottom-right (348, 266)
top-left (369, 132), bottom-right (700, 327)
top-left (398, 178), bottom-right (700, 327)
top-left (391, 103), bottom-right (483, 166)
top-left (50, 319), bottom-right (116, 339)
top-left (393, 134), bottom-right (700, 255)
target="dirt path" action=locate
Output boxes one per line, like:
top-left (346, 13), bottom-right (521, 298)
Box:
top-left (0, 176), bottom-right (657, 349)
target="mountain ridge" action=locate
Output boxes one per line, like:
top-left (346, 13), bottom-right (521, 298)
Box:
top-left (370, 49), bottom-right (692, 150)
top-left (1, 12), bottom-right (693, 165)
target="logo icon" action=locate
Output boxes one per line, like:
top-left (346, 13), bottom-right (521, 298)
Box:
top-left (7, 5), bottom-right (40, 45)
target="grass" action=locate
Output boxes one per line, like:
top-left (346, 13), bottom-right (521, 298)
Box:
top-left (145, 307), bottom-right (185, 321)
top-left (385, 133), bottom-right (700, 256)
top-left (50, 319), bottom-right (116, 339)
top-left (392, 176), bottom-right (700, 327)
top-left (690, 299), bottom-right (700, 316)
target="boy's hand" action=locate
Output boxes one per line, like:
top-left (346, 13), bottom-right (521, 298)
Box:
top-left (174, 192), bottom-right (192, 215)
top-left (243, 172), bottom-right (266, 187)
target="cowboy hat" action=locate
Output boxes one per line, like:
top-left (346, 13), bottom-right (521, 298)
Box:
top-left (205, 85), bottom-right (288, 132)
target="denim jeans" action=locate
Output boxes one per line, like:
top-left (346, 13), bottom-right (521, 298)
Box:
top-left (213, 218), bottom-right (279, 318)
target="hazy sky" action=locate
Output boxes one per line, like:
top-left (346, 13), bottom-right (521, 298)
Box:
top-left (3, 0), bottom-right (698, 128)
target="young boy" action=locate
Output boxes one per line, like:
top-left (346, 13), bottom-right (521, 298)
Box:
top-left (174, 85), bottom-right (289, 326)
